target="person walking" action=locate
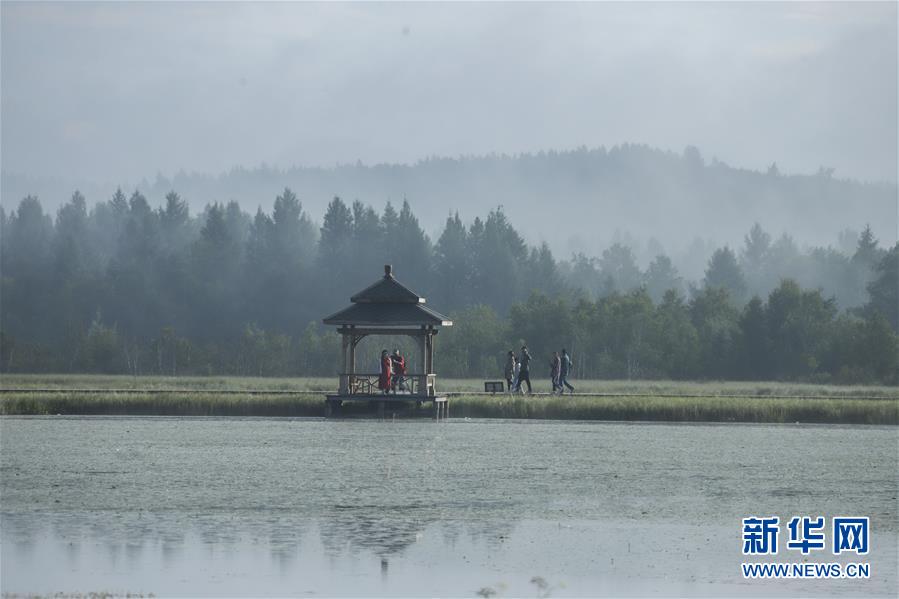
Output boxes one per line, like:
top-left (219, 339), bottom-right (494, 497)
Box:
top-left (550, 351), bottom-right (561, 394)
top-left (378, 349), bottom-right (392, 395)
top-left (559, 348), bottom-right (575, 394)
top-left (503, 351), bottom-right (516, 393)
top-left (511, 358), bottom-right (522, 395)
top-left (516, 346), bottom-right (532, 394)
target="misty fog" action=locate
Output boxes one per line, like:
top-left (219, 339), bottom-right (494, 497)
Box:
top-left (2, 2), bottom-right (896, 271)
top-left (3, 146), bottom-right (896, 281)
top-left (1, 2), bottom-right (897, 382)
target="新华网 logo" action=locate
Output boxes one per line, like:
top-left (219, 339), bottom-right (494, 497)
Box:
top-left (740, 516), bottom-right (870, 580)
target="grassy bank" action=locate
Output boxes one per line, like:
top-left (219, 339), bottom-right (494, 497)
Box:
top-left (1, 390), bottom-right (896, 424)
top-left (0, 373), bottom-right (338, 392)
top-left (0, 392), bottom-right (324, 417)
top-left (2, 373), bottom-right (897, 398)
top-left (450, 394), bottom-right (899, 425)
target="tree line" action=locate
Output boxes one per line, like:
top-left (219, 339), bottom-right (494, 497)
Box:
top-left (1, 189), bottom-right (896, 384)
top-left (10, 144), bottom-right (893, 264)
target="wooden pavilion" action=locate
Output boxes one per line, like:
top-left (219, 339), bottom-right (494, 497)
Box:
top-left (322, 265), bottom-right (453, 417)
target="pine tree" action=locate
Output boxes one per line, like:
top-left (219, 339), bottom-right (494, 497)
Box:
top-left (434, 213), bottom-right (470, 311)
top-left (853, 224), bottom-right (881, 268)
top-left (865, 244), bottom-right (899, 331)
top-left (395, 200), bottom-right (431, 290)
top-left (643, 254), bottom-right (682, 303)
top-left (598, 243), bottom-right (641, 294)
top-left (704, 246), bottom-right (747, 303)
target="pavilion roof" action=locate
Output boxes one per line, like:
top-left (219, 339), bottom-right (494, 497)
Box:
top-left (350, 272), bottom-right (422, 304)
top-left (322, 265), bottom-right (453, 327)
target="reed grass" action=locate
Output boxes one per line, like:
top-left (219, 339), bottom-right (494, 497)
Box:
top-left (1, 389), bottom-right (896, 424)
top-left (0, 392), bottom-right (323, 417)
top-left (450, 394), bottom-right (899, 425)
top-left (2, 374), bottom-right (896, 398)
top-left (0, 373), bottom-right (337, 392)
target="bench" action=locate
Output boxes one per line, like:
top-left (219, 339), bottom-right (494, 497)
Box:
top-left (484, 381), bottom-right (505, 393)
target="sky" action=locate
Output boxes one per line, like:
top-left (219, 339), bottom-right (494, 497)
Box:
top-left (1, 1), bottom-right (897, 185)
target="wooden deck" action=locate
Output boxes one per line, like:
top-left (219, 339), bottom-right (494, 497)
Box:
top-left (324, 393), bottom-right (448, 419)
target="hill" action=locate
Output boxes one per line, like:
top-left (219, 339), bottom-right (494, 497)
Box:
top-left (2, 144), bottom-right (895, 266)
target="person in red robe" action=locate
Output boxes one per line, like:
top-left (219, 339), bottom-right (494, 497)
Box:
top-left (378, 349), bottom-right (392, 394)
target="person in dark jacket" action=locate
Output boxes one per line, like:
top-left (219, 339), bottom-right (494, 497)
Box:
top-left (390, 349), bottom-right (406, 393)
top-left (503, 351), bottom-right (516, 392)
top-left (550, 351), bottom-right (561, 394)
top-left (559, 348), bottom-right (575, 394)
top-left (516, 346), bottom-right (532, 394)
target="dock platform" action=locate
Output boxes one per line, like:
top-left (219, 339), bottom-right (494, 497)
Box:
top-left (325, 394), bottom-right (448, 419)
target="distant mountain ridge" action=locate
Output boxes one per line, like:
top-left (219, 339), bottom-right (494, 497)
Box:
top-left (3, 144), bottom-right (896, 262)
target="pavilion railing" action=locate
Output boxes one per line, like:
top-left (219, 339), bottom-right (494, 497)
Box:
top-left (338, 373), bottom-right (437, 396)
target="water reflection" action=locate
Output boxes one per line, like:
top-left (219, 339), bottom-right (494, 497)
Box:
top-left (1, 509), bottom-right (523, 596)
top-left (321, 510), bottom-right (423, 557)
top-left (2, 418), bottom-right (896, 596)
top-left (3, 506), bottom-right (518, 558)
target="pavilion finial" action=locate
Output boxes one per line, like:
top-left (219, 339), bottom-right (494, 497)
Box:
top-left (384, 264), bottom-right (393, 278)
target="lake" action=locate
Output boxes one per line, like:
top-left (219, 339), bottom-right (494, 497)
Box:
top-left (1, 416), bottom-right (896, 596)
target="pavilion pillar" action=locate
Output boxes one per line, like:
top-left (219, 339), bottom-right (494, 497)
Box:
top-left (428, 329), bottom-right (437, 395)
top-left (339, 333), bottom-right (349, 394)
top-left (419, 328), bottom-right (427, 395)
top-left (349, 332), bottom-right (357, 391)
top-left (348, 335), bottom-right (356, 373)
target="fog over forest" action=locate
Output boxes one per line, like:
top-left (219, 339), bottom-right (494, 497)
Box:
top-left (3, 145), bottom-right (896, 280)
top-left (2, 2), bottom-right (897, 382)
top-left (3, 2), bottom-right (896, 275)
top-left (2, 184), bottom-right (897, 382)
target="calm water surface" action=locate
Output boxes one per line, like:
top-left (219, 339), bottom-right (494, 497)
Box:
top-left (1, 417), bottom-right (896, 596)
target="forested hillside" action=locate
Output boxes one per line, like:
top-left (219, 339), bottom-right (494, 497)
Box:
top-left (3, 145), bottom-right (896, 271)
top-left (2, 189), bottom-right (896, 383)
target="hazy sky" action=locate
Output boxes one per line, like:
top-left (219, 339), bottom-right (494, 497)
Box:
top-left (2, 1), bottom-right (897, 184)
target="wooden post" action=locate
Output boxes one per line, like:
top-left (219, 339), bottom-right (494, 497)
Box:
top-left (426, 332), bottom-right (433, 374)
top-left (419, 329), bottom-right (427, 396)
top-left (426, 330), bottom-right (435, 396)
top-left (429, 328), bottom-right (436, 375)
top-left (349, 333), bottom-right (357, 392)
top-left (339, 334), bottom-right (349, 394)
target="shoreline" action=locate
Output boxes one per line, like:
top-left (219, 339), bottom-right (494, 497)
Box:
top-left (2, 391), bottom-right (896, 425)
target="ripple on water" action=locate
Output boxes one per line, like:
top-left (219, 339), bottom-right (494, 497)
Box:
top-left (1, 417), bottom-right (896, 596)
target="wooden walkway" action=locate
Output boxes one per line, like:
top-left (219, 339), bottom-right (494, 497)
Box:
top-left (1, 388), bottom-right (894, 401)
